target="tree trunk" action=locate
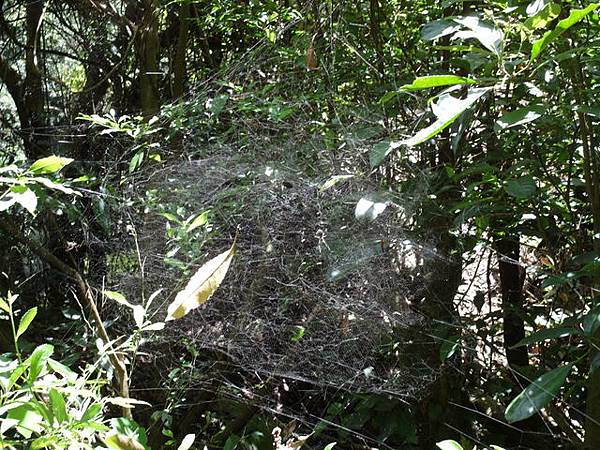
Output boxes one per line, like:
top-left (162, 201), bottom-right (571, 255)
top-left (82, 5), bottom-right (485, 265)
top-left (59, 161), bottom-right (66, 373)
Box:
top-left (494, 235), bottom-right (529, 369)
top-left (137, 0), bottom-right (161, 117)
top-left (172, 0), bottom-right (190, 99)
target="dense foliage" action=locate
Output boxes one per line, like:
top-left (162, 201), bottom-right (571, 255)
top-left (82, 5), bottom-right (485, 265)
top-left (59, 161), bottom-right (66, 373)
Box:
top-left (1, 0), bottom-right (600, 449)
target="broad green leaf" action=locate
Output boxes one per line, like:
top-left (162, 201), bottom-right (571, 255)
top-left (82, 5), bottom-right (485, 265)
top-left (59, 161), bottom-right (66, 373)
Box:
top-left (166, 241), bottom-right (236, 320)
top-left (495, 105), bottom-right (545, 131)
top-left (129, 150), bottom-right (145, 173)
top-left (453, 15), bottom-right (504, 54)
top-left (16, 307), bottom-right (37, 339)
top-left (400, 75), bottom-right (476, 91)
top-left (422, 19), bottom-right (461, 41)
top-left (27, 344), bottom-right (54, 383)
top-left (320, 174), bottom-right (354, 191)
top-left (525, 3), bottom-right (561, 30)
top-left (108, 418), bottom-right (149, 450)
top-left (401, 87), bottom-right (490, 147)
top-left (224, 435), bottom-right (241, 450)
top-left (583, 306), bottom-right (600, 335)
top-left (511, 327), bottom-right (579, 348)
top-left (3, 187), bottom-right (38, 214)
top-left (504, 177), bottom-right (536, 199)
top-left (48, 388), bottom-right (68, 423)
top-left (369, 141), bottom-right (401, 168)
top-left (28, 156), bottom-right (73, 175)
top-left (505, 364), bottom-right (572, 423)
top-left (531, 4), bottom-right (599, 60)
top-left (7, 403), bottom-right (44, 438)
top-left (436, 440), bottom-right (463, 450)
top-left (177, 434), bottom-right (196, 450)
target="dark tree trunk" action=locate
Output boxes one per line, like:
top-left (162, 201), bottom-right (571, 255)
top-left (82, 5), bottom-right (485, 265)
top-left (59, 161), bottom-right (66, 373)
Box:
top-left (494, 235), bottom-right (528, 369)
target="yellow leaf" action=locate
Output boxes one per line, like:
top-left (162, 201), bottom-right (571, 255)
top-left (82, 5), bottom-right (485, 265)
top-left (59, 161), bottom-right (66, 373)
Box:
top-left (166, 241), bottom-right (236, 321)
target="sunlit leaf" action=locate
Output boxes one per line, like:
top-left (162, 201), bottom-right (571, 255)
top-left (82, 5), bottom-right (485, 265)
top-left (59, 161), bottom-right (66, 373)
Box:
top-left (422, 19), bottom-right (461, 41)
top-left (401, 88), bottom-right (490, 147)
top-left (531, 4), bottom-right (599, 60)
top-left (177, 434), bottom-right (196, 450)
top-left (28, 156), bottom-right (73, 175)
top-left (505, 364), bottom-right (572, 423)
top-left (525, 3), bottom-right (561, 30)
top-left (166, 241), bottom-right (236, 321)
top-left (186, 211), bottom-right (209, 233)
top-left (48, 388), bottom-right (68, 423)
top-left (319, 174), bottom-right (354, 191)
top-left (453, 15), bottom-right (504, 54)
top-left (495, 105), bottom-right (545, 131)
top-left (439, 335), bottom-right (461, 361)
top-left (436, 440), bottom-right (463, 450)
top-left (104, 290), bottom-right (133, 308)
top-left (16, 307), bottom-right (37, 339)
top-left (27, 344), bottom-right (54, 383)
top-left (400, 75), bottom-right (476, 91)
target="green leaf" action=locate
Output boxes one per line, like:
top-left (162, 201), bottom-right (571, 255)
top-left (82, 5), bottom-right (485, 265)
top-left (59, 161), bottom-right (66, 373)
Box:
top-left (129, 150), bottom-right (145, 173)
top-left (453, 15), bottom-right (504, 54)
top-left (511, 327), bottom-right (579, 348)
top-left (48, 358), bottom-right (78, 382)
top-left (81, 402), bottom-right (103, 422)
top-left (422, 19), bottom-right (461, 41)
top-left (504, 177), bottom-right (536, 199)
top-left (48, 388), bottom-right (68, 423)
top-left (583, 306), bottom-right (600, 335)
top-left (186, 211), bottom-right (209, 233)
top-left (436, 440), bottom-right (463, 450)
top-left (324, 444), bottom-right (337, 450)
top-left (401, 87), bottom-right (490, 147)
top-left (107, 418), bottom-right (149, 450)
top-left (575, 105), bottom-right (600, 119)
top-left (400, 75), bottom-right (476, 92)
top-left (2, 187), bottom-right (38, 214)
top-left (7, 402), bottom-right (44, 439)
top-left (16, 307), bottom-right (37, 339)
top-left (104, 290), bottom-right (132, 308)
top-left (166, 240), bottom-right (236, 320)
top-left (440, 335), bottom-right (461, 361)
top-left (495, 105), bottom-right (545, 131)
top-left (0, 297), bottom-right (10, 313)
top-left (369, 141), bottom-right (401, 168)
top-left (28, 156), bottom-right (73, 175)
top-left (224, 435), bottom-right (241, 450)
top-left (531, 4), bottom-right (599, 61)
top-left (505, 364), bottom-right (572, 423)
top-left (27, 344), bottom-right (54, 383)
top-left (525, 3), bottom-right (561, 30)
